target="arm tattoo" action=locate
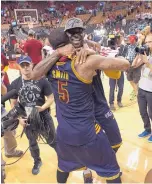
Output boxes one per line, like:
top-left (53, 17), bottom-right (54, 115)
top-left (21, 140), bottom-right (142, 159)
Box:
top-left (32, 51), bottom-right (60, 80)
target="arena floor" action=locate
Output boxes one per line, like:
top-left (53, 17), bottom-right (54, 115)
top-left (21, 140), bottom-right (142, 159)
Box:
top-left (2, 71), bottom-right (152, 183)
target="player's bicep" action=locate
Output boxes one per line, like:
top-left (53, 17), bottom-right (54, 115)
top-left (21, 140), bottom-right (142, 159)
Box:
top-left (87, 55), bottom-right (130, 71)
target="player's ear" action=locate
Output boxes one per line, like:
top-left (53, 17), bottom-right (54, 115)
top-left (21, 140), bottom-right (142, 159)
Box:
top-left (66, 31), bottom-right (71, 37)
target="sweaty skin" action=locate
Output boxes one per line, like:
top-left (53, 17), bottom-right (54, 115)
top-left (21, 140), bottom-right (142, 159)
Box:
top-left (74, 47), bottom-right (130, 82)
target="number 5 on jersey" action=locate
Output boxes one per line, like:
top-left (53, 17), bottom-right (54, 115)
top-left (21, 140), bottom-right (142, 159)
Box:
top-left (58, 81), bottom-right (69, 103)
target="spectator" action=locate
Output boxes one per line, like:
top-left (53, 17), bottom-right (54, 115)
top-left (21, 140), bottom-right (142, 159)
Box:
top-left (122, 17), bottom-right (126, 31)
top-left (1, 81), bottom-right (23, 183)
top-left (125, 35), bottom-right (141, 100)
top-left (24, 30), bottom-right (43, 67)
top-left (136, 34), bottom-right (152, 142)
top-left (1, 53), bottom-right (10, 88)
top-left (109, 34), bottom-right (126, 110)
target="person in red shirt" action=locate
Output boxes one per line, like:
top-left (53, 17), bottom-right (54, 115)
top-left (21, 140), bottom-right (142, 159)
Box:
top-left (24, 30), bottom-right (43, 67)
top-left (1, 53), bottom-right (10, 88)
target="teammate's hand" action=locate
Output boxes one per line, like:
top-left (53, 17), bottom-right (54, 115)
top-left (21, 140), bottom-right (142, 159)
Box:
top-left (75, 44), bottom-right (96, 64)
top-left (57, 44), bottom-right (75, 57)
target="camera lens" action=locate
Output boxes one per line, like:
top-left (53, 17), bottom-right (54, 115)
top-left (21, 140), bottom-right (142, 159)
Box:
top-left (135, 45), bottom-right (150, 55)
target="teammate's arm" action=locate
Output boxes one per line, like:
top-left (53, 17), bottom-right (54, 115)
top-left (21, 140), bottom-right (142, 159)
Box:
top-left (75, 44), bottom-right (122, 79)
top-left (31, 44), bottom-right (75, 80)
top-left (76, 45), bottom-right (130, 71)
top-left (86, 54), bottom-right (130, 71)
top-left (31, 50), bottom-right (60, 80)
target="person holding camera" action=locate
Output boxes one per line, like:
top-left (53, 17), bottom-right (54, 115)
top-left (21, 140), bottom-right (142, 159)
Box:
top-left (125, 35), bottom-right (141, 100)
top-left (8, 55), bottom-right (56, 175)
top-left (132, 34), bottom-right (152, 142)
top-left (1, 82), bottom-right (24, 184)
top-left (1, 53), bottom-right (23, 158)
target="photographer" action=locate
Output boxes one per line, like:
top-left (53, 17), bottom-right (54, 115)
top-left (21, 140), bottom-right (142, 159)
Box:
top-left (8, 55), bottom-right (56, 175)
top-left (1, 61), bottom-right (23, 158)
top-left (133, 34), bottom-right (152, 142)
top-left (1, 82), bottom-right (23, 184)
top-left (125, 35), bottom-right (141, 100)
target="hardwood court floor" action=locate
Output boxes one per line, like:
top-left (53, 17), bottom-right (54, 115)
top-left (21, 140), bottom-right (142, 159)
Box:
top-left (2, 73), bottom-right (152, 183)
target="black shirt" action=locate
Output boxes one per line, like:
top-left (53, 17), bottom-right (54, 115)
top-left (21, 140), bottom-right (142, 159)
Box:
top-left (117, 44), bottom-right (128, 57)
top-left (8, 77), bottom-right (52, 108)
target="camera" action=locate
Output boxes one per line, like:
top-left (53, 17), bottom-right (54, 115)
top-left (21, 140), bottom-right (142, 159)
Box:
top-left (107, 34), bottom-right (121, 49)
top-left (135, 45), bottom-right (150, 55)
top-left (1, 103), bottom-right (27, 137)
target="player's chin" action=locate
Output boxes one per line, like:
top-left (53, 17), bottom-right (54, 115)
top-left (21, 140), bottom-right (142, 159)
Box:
top-left (73, 42), bottom-right (83, 49)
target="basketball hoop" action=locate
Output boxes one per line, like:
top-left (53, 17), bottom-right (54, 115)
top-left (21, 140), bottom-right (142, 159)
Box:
top-left (14, 9), bottom-right (38, 25)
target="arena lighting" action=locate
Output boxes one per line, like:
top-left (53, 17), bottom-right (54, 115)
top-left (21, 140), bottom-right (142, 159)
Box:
top-left (100, 28), bottom-right (106, 35)
top-left (94, 29), bottom-right (101, 36)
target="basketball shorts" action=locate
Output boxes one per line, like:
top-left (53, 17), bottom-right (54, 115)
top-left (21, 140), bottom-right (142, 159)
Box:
top-left (96, 111), bottom-right (122, 149)
top-left (57, 128), bottom-right (120, 180)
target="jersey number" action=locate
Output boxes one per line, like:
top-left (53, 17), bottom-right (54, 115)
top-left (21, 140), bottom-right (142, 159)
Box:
top-left (58, 81), bottom-right (69, 103)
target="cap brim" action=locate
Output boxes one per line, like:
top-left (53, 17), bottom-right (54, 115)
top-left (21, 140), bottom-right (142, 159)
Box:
top-left (19, 60), bottom-right (31, 65)
top-left (64, 26), bottom-right (86, 32)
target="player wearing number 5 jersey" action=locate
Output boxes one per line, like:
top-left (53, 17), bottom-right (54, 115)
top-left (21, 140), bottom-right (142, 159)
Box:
top-left (46, 18), bottom-right (130, 184)
top-left (48, 53), bottom-right (125, 183)
top-left (49, 57), bottom-right (96, 145)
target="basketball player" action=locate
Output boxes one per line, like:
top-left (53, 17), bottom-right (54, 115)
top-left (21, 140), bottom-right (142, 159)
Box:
top-left (31, 18), bottom-right (130, 183)
top-left (44, 28), bottom-right (123, 182)
top-left (45, 29), bottom-right (122, 153)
